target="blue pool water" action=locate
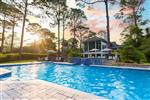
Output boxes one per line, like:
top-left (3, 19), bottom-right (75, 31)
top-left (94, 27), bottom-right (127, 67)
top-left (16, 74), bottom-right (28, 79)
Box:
top-left (1, 62), bottom-right (150, 100)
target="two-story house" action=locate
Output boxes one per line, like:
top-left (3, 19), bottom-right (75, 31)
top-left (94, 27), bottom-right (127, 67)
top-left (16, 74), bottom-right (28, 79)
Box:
top-left (83, 36), bottom-right (107, 58)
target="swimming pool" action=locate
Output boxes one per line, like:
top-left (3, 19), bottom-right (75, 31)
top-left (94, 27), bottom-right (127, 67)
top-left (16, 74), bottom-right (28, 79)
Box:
top-left (1, 62), bottom-right (150, 100)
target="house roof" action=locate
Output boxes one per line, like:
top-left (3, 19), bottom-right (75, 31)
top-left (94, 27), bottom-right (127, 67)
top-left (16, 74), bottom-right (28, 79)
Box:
top-left (83, 36), bottom-right (107, 43)
top-left (110, 42), bottom-right (119, 49)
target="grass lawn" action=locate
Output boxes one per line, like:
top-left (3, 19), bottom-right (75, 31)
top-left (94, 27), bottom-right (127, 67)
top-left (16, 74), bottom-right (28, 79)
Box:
top-left (0, 60), bottom-right (37, 64)
top-left (143, 63), bottom-right (150, 66)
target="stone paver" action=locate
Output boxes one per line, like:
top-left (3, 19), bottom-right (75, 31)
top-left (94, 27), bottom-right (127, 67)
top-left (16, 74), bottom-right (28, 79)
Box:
top-left (0, 80), bottom-right (107, 100)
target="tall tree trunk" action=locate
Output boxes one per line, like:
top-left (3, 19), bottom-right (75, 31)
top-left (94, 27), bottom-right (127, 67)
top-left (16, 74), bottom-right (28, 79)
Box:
top-left (57, 2), bottom-right (61, 59)
top-left (1, 14), bottom-right (6, 52)
top-left (104, 0), bottom-right (110, 48)
top-left (62, 17), bottom-right (65, 58)
top-left (73, 12), bottom-right (76, 49)
top-left (58, 19), bottom-right (60, 57)
top-left (62, 17), bottom-right (65, 44)
top-left (133, 8), bottom-right (138, 27)
top-left (10, 16), bottom-right (15, 52)
top-left (79, 32), bottom-right (82, 50)
top-left (20, 0), bottom-right (28, 54)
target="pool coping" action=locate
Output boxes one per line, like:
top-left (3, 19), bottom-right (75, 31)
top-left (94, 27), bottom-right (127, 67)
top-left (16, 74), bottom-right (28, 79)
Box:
top-left (90, 64), bottom-right (150, 71)
top-left (0, 61), bottom-right (149, 71)
top-left (1, 79), bottom-right (107, 100)
top-left (0, 61), bottom-right (42, 67)
top-left (52, 61), bottom-right (150, 71)
top-left (51, 61), bottom-right (150, 71)
top-left (53, 61), bottom-right (74, 65)
top-left (52, 62), bottom-right (150, 71)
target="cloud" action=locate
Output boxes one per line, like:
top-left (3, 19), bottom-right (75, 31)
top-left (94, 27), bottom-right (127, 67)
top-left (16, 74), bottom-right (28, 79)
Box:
top-left (84, 6), bottom-right (106, 17)
top-left (120, 7), bottom-right (133, 15)
top-left (83, 5), bottom-right (130, 44)
top-left (110, 19), bottom-right (128, 29)
top-left (84, 6), bottom-right (119, 17)
top-left (109, 19), bottom-right (128, 44)
top-left (86, 19), bottom-right (104, 33)
top-left (85, 15), bottom-right (128, 44)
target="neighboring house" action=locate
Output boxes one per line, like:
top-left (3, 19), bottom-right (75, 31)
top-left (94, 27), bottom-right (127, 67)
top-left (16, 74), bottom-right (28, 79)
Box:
top-left (83, 36), bottom-right (107, 58)
top-left (111, 42), bottom-right (119, 50)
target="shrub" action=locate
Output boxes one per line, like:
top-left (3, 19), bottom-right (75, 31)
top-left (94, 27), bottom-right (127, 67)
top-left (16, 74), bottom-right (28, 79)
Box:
top-left (67, 49), bottom-right (82, 57)
top-left (119, 45), bottom-right (146, 63)
top-left (0, 54), bottom-right (7, 62)
top-left (140, 38), bottom-right (150, 62)
top-left (0, 53), bottom-right (47, 63)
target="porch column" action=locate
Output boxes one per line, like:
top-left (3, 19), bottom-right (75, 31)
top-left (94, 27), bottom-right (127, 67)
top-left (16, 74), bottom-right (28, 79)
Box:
top-left (101, 40), bottom-right (103, 58)
top-left (83, 43), bottom-right (85, 52)
top-left (88, 42), bottom-right (89, 52)
top-left (95, 41), bottom-right (97, 58)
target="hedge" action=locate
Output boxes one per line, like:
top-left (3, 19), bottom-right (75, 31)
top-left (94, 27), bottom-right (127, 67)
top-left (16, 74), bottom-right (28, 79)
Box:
top-left (119, 46), bottom-right (146, 63)
top-left (0, 53), bottom-right (47, 63)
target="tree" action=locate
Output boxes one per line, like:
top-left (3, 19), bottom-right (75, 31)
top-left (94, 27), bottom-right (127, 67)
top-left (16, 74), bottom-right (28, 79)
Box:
top-left (69, 8), bottom-right (87, 49)
top-left (0, 1), bottom-right (22, 52)
top-left (86, 31), bottom-right (97, 38)
top-left (26, 23), bottom-right (56, 52)
top-left (26, 23), bottom-right (42, 34)
top-left (61, 8), bottom-right (71, 58)
top-left (9, 4), bottom-right (23, 52)
top-left (76, 0), bottom-right (116, 48)
top-left (115, 0), bottom-right (148, 47)
top-left (119, 45), bottom-right (146, 63)
top-left (61, 7), bottom-right (70, 48)
top-left (0, 1), bottom-right (10, 52)
top-left (145, 27), bottom-right (150, 38)
top-left (140, 37), bottom-right (150, 62)
top-left (36, 28), bottom-right (56, 52)
top-left (33, 0), bottom-right (67, 56)
top-left (0, 14), bottom-right (6, 52)
top-left (67, 38), bottom-right (78, 49)
top-left (75, 25), bottom-right (89, 50)
top-left (116, 0), bottom-right (146, 27)
top-left (116, 0), bottom-right (150, 62)
top-left (20, 0), bottom-right (28, 54)
top-left (116, 0), bottom-right (148, 47)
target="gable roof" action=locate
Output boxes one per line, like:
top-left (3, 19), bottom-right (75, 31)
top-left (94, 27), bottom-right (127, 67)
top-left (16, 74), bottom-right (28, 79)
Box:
top-left (83, 36), bottom-right (107, 43)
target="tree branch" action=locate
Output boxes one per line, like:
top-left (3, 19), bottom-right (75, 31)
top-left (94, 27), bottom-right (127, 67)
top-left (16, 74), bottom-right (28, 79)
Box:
top-left (79, 0), bottom-right (104, 4)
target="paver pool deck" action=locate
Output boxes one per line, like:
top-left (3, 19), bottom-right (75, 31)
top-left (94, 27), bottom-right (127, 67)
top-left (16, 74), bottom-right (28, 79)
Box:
top-left (0, 80), bottom-right (106, 100)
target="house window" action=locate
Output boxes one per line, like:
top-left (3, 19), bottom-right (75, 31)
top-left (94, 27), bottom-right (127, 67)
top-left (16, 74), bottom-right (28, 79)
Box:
top-left (89, 41), bottom-right (95, 51)
top-left (102, 45), bottom-right (106, 49)
top-left (84, 43), bottom-right (88, 52)
top-left (96, 40), bottom-right (101, 51)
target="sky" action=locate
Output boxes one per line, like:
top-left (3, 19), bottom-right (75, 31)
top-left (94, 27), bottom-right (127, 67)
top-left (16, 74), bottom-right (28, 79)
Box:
top-left (67, 0), bottom-right (150, 44)
top-left (1, 0), bottom-right (150, 46)
top-left (142, 0), bottom-right (150, 20)
top-left (29, 0), bottom-right (149, 45)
